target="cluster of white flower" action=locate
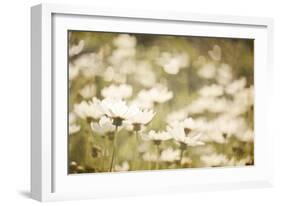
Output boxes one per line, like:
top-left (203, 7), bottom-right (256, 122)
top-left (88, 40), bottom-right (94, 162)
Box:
top-left (75, 97), bottom-right (155, 129)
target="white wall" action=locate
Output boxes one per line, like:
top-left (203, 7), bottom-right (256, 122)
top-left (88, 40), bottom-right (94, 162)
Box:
top-left (0, 0), bottom-right (280, 205)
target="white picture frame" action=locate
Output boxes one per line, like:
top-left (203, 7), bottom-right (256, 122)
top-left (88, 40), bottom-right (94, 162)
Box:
top-left (31, 3), bottom-right (274, 202)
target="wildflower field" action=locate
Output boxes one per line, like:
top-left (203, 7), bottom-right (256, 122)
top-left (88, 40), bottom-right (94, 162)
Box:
top-left (68, 31), bottom-right (254, 174)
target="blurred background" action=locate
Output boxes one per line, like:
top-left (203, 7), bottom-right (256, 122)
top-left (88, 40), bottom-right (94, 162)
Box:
top-left (68, 31), bottom-right (254, 173)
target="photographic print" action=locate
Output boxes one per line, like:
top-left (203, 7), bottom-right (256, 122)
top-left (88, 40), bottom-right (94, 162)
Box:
top-left (68, 31), bottom-right (254, 174)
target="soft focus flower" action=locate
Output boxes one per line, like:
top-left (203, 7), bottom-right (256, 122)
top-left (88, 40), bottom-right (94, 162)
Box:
top-left (208, 45), bottom-right (221, 61)
top-left (109, 34), bottom-right (136, 66)
top-left (214, 115), bottom-right (247, 138)
top-left (79, 84), bottom-right (96, 99)
top-left (137, 85), bottom-right (173, 104)
top-left (187, 97), bottom-right (210, 114)
top-left (113, 34), bottom-right (136, 49)
top-left (137, 142), bottom-right (150, 154)
top-left (69, 112), bottom-right (80, 135)
top-left (142, 130), bottom-right (172, 142)
top-left (91, 116), bottom-right (115, 136)
top-left (197, 62), bottom-right (216, 79)
top-left (160, 148), bottom-right (181, 162)
top-left (134, 61), bottom-right (156, 87)
top-left (167, 124), bottom-right (204, 147)
top-left (142, 152), bottom-right (158, 162)
top-left (200, 153), bottom-right (229, 167)
top-left (181, 157), bottom-right (193, 167)
top-left (74, 52), bottom-right (105, 78)
top-left (101, 84), bottom-right (133, 99)
top-left (236, 129), bottom-right (254, 142)
top-left (69, 40), bottom-right (84, 57)
top-left (233, 86), bottom-right (254, 108)
top-left (109, 49), bottom-right (136, 66)
top-left (166, 108), bottom-right (189, 124)
top-left (69, 124), bottom-right (81, 135)
top-left (216, 63), bottom-right (233, 85)
top-left (227, 156), bottom-right (253, 166)
top-left (74, 97), bottom-right (104, 120)
top-left (193, 55), bottom-right (206, 68)
top-left (157, 52), bottom-right (190, 75)
top-left (206, 97), bottom-right (229, 113)
top-left (114, 161), bottom-right (130, 172)
top-left (201, 153), bottom-right (252, 167)
top-left (69, 63), bottom-right (80, 81)
top-left (118, 59), bottom-right (137, 75)
top-left (69, 112), bottom-right (77, 125)
top-left (225, 77), bottom-right (247, 95)
top-left (199, 84), bottom-right (224, 97)
top-left (201, 129), bottom-right (228, 144)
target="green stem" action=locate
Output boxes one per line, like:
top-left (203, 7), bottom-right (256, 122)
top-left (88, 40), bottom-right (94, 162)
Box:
top-left (179, 149), bottom-right (184, 167)
top-left (133, 131), bottom-right (139, 170)
top-left (102, 136), bottom-right (108, 172)
top-left (109, 126), bottom-right (118, 172)
top-left (156, 144), bottom-right (160, 170)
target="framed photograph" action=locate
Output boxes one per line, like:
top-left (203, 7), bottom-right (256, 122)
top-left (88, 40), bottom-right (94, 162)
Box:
top-left (31, 3), bottom-right (274, 201)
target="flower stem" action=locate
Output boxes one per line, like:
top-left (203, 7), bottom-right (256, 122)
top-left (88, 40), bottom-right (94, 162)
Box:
top-left (133, 131), bottom-right (139, 170)
top-left (156, 144), bottom-right (160, 170)
top-left (179, 148), bottom-right (184, 168)
top-left (102, 136), bottom-right (108, 172)
top-left (109, 126), bottom-right (118, 172)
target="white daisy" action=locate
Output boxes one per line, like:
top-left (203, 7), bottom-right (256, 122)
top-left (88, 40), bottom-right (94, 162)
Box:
top-left (74, 97), bottom-right (104, 121)
top-left (91, 116), bottom-right (115, 136)
top-left (100, 98), bottom-right (139, 126)
top-left (167, 124), bottom-right (204, 147)
top-left (129, 108), bottom-right (155, 126)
